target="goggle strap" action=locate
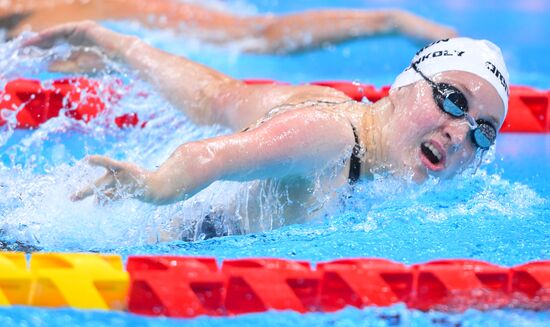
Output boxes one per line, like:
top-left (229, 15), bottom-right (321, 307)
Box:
top-left (412, 63), bottom-right (444, 96)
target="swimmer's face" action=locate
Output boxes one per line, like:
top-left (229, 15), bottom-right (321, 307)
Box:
top-left (386, 71), bottom-right (505, 182)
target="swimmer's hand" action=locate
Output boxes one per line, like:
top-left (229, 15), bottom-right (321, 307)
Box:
top-left (71, 155), bottom-right (156, 203)
top-left (389, 10), bottom-right (457, 41)
top-left (22, 21), bottom-right (136, 73)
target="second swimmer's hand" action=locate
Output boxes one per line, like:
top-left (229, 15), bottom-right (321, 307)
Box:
top-left (71, 155), bottom-right (157, 204)
top-left (390, 10), bottom-right (458, 41)
top-left (22, 20), bottom-right (135, 73)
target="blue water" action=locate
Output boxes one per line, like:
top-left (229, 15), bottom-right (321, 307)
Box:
top-left (1, 305), bottom-right (549, 327)
top-left (0, 0), bottom-right (549, 326)
top-left (104, 0), bottom-right (550, 88)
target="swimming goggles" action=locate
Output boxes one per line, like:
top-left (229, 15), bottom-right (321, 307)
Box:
top-left (411, 63), bottom-right (496, 150)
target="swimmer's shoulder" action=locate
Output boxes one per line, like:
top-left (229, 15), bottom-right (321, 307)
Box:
top-left (284, 84), bottom-right (352, 104)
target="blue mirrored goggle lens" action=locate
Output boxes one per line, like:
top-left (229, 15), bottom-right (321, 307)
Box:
top-left (435, 85), bottom-right (497, 149)
top-left (472, 121), bottom-right (496, 150)
top-left (443, 97), bottom-right (465, 117)
top-left (433, 83), bottom-right (468, 117)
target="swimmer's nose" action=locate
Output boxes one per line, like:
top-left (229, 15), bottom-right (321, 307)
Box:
top-left (443, 119), bottom-right (471, 151)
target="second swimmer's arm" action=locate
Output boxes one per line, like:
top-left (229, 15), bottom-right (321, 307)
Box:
top-left (25, 21), bottom-right (349, 129)
top-left (25, 21), bottom-right (249, 125)
top-left (243, 9), bottom-right (457, 54)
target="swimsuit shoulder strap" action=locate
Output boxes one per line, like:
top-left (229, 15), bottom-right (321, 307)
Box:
top-left (348, 124), bottom-right (362, 184)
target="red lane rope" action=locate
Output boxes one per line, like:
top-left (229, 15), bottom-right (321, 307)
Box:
top-left (126, 257), bottom-right (550, 317)
top-left (1, 78), bottom-right (548, 132)
top-left (2, 253), bottom-right (547, 315)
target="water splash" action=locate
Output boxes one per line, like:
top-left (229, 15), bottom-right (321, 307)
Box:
top-left (0, 32), bottom-right (546, 257)
top-left (0, 32), bottom-right (342, 250)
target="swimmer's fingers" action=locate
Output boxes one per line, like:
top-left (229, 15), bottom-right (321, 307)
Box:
top-left (71, 187), bottom-right (94, 202)
top-left (391, 10), bottom-right (458, 41)
top-left (86, 155), bottom-right (126, 172)
top-left (23, 23), bottom-right (81, 49)
top-left (23, 21), bottom-right (101, 49)
top-left (102, 189), bottom-right (118, 200)
top-left (48, 50), bottom-right (106, 73)
top-left (94, 180), bottom-right (145, 205)
top-left (70, 155), bottom-right (125, 200)
top-left (48, 60), bottom-right (82, 74)
top-left (70, 172), bottom-right (114, 202)
top-left (71, 155), bottom-right (150, 202)
top-left (95, 188), bottom-right (120, 206)
top-left (72, 155), bottom-right (152, 203)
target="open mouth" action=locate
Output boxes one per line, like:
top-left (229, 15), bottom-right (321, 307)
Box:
top-left (420, 141), bottom-right (445, 170)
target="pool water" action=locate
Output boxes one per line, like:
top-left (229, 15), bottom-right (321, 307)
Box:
top-left (0, 0), bottom-right (549, 326)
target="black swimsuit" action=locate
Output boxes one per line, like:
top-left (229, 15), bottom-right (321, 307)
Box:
top-left (348, 124), bottom-right (362, 184)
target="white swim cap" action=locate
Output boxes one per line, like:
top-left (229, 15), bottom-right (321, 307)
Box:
top-left (391, 37), bottom-right (510, 119)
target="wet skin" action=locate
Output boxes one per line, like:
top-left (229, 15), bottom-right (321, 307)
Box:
top-left (383, 71), bottom-right (505, 182)
top-left (19, 22), bottom-right (506, 239)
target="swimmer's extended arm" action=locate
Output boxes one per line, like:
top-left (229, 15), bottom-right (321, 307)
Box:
top-left (242, 9), bottom-right (457, 53)
top-left (5, 1), bottom-right (456, 52)
top-left (24, 21), bottom-right (350, 130)
top-left (72, 108), bottom-right (354, 204)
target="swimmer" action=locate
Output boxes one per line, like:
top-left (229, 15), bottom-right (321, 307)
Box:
top-left (23, 21), bottom-right (508, 239)
top-left (3, 0), bottom-right (457, 53)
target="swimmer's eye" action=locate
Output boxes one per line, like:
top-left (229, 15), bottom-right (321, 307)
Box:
top-left (434, 83), bottom-right (469, 117)
top-left (412, 63), bottom-right (497, 150)
top-left (471, 119), bottom-right (496, 150)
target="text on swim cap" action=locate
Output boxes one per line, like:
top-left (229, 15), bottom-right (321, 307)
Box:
top-left (485, 61), bottom-right (509, 95)
top-left (411, 49), bottom-right (465, 67)
top-left (415, 38), bottom-right (450, 56)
